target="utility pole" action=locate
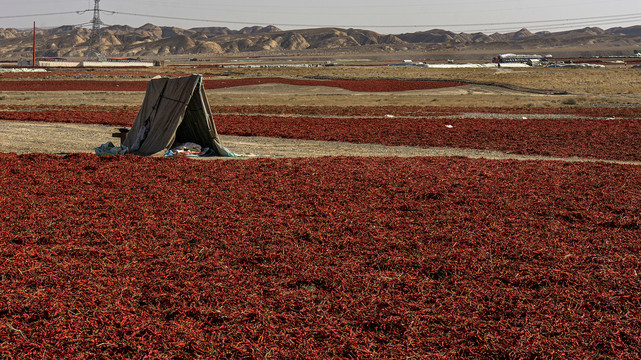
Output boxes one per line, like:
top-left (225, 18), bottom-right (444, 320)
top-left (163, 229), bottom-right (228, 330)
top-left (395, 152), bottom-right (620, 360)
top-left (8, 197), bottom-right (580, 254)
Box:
top-left (85, 0), bottom-right (106, 61)
top-left (33, 22), bottom-right (36, 67)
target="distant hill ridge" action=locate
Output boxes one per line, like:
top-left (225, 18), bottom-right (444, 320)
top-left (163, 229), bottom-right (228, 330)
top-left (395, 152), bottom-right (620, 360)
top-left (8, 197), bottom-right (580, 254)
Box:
top-left (0, 23), bottom-right (640, 58)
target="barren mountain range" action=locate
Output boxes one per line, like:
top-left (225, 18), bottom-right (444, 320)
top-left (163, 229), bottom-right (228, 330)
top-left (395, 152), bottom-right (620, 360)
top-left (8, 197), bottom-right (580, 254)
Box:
top-left (1, 23), bottom-right (640, 59)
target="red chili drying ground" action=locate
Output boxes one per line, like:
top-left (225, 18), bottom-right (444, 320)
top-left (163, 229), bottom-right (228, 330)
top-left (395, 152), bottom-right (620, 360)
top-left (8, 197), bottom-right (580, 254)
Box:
top-left (215, 114), bottom-right (641, 161)
top-left (0, 110), bottom-right (135, 127)
top-left (0, 70), bottom-right (184, 79)
top-left (2, 104), bottom-right (638, 119)
top-left (208, 104), bottom-right (641, 119)
top-left (1, 107), bottom-right (641, 161)
top-left (1, 154), bottom-right (640, 358)
top-left (0, 78), bottom-right (463, 92)
top-left (0, 80), bottom-right (147, 92)
top-left (203, 77), bottom-right (464, 92)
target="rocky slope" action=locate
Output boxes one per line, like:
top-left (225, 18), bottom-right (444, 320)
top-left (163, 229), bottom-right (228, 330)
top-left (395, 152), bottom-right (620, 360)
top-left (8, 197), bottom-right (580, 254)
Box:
top-left (0, 23), bottom-right (640, 59)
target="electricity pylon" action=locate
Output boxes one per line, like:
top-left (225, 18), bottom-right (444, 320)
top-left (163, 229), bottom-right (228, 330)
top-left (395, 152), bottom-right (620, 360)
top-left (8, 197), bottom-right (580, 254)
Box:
top-left (85, 0), bottom-right (106, 61)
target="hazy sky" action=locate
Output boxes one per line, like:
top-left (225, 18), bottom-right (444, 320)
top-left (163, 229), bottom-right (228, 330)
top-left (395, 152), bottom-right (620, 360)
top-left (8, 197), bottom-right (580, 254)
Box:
top-left (2, 0), bottom-right (641, 34)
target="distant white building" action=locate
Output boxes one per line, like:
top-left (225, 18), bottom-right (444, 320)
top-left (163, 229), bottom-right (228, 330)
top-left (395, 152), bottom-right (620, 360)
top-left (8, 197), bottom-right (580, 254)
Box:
top-left (18, 57), bottom-right (79, 67)
top-left (18, 57), bottom-right (156, 68)
top-left (493, 54), bottom-right (547, 63)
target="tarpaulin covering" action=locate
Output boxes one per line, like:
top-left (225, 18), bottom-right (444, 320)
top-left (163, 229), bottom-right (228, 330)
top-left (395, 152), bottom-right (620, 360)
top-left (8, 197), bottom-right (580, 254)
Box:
top-left (123, 74), bottom-right (234, 157)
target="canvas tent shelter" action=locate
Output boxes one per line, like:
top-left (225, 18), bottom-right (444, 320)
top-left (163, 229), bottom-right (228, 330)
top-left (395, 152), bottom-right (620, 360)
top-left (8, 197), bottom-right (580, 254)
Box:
top-left (122, 74), bottom-right (235, 157)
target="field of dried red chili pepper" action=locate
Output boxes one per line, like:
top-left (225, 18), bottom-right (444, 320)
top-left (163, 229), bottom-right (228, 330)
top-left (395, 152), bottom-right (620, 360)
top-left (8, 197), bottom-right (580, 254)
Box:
top-left (1, 154), bottom-right (640, 358)
top-left (2, 67), bottom-right (641, 358)
top-left (0, 78), bottom-right (463, 92)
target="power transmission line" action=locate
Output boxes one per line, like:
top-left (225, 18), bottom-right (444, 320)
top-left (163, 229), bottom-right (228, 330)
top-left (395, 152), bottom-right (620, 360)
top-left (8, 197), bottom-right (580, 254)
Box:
top-left (455, 14), bottom-right (641, 33)
top-left (102, 10), bottom-right (641, 30)
top-left (0, 11), bottom-right (80, 19)
top-left (1, 8), bottom-right (640, 32)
